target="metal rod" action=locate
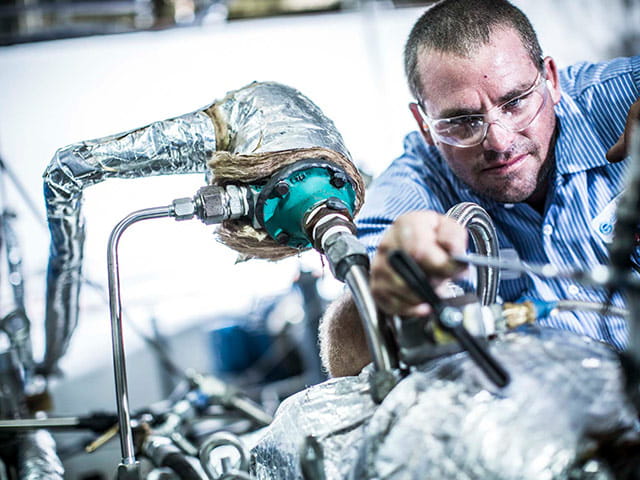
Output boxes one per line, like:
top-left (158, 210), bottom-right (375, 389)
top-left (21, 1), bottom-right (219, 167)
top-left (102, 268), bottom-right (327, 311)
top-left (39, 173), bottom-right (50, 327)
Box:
top-left (107, 206), bottom-right (173, 467)
top-left (344, 264), bottom-right (395, 373)
top-left (0, 417), bottom-right (80, 430)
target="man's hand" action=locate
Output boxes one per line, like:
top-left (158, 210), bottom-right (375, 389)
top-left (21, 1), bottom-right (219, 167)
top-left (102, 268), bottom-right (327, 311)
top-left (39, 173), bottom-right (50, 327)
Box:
top-left (370, 211), bottom-right (468, 317)
top-left (606, 99), bottom-right (640, 163)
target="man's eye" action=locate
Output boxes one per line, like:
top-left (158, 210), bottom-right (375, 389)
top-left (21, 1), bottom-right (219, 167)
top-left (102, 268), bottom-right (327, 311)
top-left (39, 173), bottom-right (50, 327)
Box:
top-left (449, 116), bottom-right (481, 126)
top-left (503, 92), bottom-right (532, 111)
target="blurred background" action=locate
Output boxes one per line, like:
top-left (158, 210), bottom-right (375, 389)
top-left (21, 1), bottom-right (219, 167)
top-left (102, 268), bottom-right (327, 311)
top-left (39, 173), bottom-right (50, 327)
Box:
top-left (0, 0), bottom-right (639, 478)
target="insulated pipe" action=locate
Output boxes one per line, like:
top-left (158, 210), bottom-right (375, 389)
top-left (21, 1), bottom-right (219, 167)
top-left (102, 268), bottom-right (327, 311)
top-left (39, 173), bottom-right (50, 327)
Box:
top-left (446, 202), bottom-right (500, 305)
top-left (41, 81), bottom-right (355, 376)
top-left (41, 110), bottom-right (215, 376)
top-left (107, 206), bottom-right (173, 472)
top-left (17, 430), bottom-right (64, 480)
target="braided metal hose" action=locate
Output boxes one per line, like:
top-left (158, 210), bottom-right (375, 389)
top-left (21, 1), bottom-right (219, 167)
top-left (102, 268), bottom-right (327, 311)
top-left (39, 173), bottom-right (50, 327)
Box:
top-left (446, 202), bottom-right (500, 305)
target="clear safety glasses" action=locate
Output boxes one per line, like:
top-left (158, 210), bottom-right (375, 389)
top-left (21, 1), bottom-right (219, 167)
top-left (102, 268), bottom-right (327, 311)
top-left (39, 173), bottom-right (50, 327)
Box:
top-left (418, 72), bottom-right (549, 148)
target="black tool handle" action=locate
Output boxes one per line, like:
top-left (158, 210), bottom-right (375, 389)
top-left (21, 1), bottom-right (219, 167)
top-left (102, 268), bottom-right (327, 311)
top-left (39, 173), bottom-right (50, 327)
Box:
top-left (387, 250), bottom-right (510, 388)
top-left (446, 319), bottom-right (510, 387)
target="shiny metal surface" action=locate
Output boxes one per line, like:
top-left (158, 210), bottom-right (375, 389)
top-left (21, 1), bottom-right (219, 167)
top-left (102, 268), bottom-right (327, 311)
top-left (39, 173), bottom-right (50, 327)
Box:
top-left (354, 327), bottom-right (638, 479)
top-left (344, 264), bottom-right (397, 402)
top-left (41, 109), bottom-right (217, 376)
top-left (446, 202), bottom-right (500, 305)
top-left (17, 430), bottom-right (64, 480)
top-left (251, 370), bottom-right (377, 480)
top-left (211, 82), bottom-right (349, 159)
top-left (107, 206), bottom-right (173, 465)
top-left (252, 327), bottom-right (640, 479)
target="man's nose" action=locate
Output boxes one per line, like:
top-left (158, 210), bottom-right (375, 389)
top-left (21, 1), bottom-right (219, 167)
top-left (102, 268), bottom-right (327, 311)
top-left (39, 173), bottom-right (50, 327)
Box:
top-left (481, 121), bottom-right (516, 152)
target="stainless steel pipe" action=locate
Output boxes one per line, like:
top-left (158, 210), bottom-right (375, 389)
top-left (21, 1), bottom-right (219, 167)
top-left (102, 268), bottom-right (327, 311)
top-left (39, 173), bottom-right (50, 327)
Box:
top-left (107, 206), bottom-right (173, 470)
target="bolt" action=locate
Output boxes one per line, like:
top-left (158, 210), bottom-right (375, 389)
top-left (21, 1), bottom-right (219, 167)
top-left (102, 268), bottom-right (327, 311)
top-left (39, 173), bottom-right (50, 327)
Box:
top-left (330, 172), bottom-right (347, 189)
top-left (275, 231), bottom-right (290, 245)
top-left (273, 181), bottom-right (290, 198)
top-left (439, 307), bottom-right (463, 329)
top-left (325, 197), bottom-right (346, 211)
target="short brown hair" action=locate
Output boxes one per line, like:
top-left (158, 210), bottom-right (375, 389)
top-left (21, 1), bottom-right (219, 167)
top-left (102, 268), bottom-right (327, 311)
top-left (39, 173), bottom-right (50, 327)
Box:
top-left (404, 0), bottom-right (544, 100)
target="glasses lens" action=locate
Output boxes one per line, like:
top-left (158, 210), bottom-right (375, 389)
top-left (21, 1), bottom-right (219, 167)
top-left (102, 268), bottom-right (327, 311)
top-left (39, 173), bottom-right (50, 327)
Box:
top-left (432, 116), bottom-right (486, 147)
top-left (424, 75), bottom-right (548, 147)
top-left (498, 85), bottom-right (546, 132)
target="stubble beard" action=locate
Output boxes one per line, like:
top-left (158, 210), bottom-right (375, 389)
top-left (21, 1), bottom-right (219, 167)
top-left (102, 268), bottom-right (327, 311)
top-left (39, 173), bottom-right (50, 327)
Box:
top-left (458, 142), bottom-right (555, 204)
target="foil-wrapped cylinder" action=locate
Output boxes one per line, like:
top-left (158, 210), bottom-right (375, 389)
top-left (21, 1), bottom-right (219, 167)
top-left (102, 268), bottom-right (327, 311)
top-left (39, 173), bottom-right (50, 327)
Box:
top-left (207, 82), bottom-right (363, 261)
top-left (251, 370), bottom-right (377, 479)
top-left (251, 327), bottom-right (640, 479)
top-left (17, 429), bottom-right (65, 479)
top-left (41, 81), bottom-right (357, 376)
top-left (209, 82), bottom-right (349, 158)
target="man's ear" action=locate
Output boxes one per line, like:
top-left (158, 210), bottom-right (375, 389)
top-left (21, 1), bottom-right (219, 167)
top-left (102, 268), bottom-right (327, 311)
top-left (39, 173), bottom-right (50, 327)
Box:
top-left (542, 56), bottom-right (562, 105)
top-left (409, 102), bottom-right (435, 145)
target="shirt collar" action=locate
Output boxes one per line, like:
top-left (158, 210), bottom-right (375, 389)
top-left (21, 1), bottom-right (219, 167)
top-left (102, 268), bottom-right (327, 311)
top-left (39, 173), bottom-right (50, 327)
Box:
top-left (553, 92), bottom-right (611, 175)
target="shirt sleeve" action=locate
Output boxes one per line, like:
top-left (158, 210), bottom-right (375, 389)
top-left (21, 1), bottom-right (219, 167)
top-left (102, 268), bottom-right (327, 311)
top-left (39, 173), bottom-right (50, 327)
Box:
top-left (560, 56), bottom-right (640, 149)
top-left (355, 132), bottom-right (455, 258)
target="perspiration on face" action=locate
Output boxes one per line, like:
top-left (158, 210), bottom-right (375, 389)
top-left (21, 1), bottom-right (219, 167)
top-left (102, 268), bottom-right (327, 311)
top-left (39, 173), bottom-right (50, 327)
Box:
top-left (416, 27), bottom-right (560, 205)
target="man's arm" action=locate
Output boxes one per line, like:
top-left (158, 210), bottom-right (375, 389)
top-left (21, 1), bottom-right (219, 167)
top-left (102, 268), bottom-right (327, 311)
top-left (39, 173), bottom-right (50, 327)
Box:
top-left (319, 292), bottom-right (371, 377)
top-left (607, 99), bottom-right (640, 163)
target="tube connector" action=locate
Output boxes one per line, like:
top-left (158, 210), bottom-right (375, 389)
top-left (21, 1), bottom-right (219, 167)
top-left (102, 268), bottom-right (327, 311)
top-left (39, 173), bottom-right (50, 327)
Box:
top-left (171, 185), bottom-right (252, 224)
top-left (194, 185), bottom-right (251, 225)
top-left (322, 232), bottom-right (369, 282)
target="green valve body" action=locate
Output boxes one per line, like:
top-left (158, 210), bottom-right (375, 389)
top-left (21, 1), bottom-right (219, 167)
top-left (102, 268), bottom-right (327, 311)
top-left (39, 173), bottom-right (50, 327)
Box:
top-left (252, 160), bottom-right (357, 249)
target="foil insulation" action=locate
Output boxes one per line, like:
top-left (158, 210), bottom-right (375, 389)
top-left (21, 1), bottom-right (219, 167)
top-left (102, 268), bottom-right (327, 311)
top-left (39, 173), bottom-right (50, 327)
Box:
top-left (17, 430), bottom-right (64, 479)
top-left (207, 82), bottom-right (362, 261)
top-left (251, 327), bottom-right (640, 479)
top-left (41, 81), bottom-right (355, 376)
top-left (251, 370), bottom-right (377, 480)
top-left (41, 110), bottom-right (217, 375)
top-left (209, 82), bottom-right (349, 158)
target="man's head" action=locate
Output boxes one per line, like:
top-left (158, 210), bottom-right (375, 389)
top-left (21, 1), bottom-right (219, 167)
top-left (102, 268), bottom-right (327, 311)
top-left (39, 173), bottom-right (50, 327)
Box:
top-left (404, 0), bottom-right (562, 206)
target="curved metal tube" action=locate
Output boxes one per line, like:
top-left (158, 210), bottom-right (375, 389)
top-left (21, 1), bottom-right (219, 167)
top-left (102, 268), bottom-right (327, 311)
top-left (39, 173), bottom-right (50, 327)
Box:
top-left (344, 265), bottom-right (395, 374)
top-left (42, 110), bottom-right (216, 376)
top-left (446, 202), bottom-right (500, 305)
top-left (107, 206), bottom-right (173, 467)
top-left (199, 431), bottom-right (250, 480)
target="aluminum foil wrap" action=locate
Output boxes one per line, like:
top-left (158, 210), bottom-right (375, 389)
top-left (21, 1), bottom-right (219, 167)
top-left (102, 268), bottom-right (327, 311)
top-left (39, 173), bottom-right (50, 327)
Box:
top-left (252, 370), bottom-right (377, 480)
top-left (41, 109), bottom-right (217, 375)
top-left (17, 429), bottom-right (64, 479)
top-left (210, 82), bottom-right (349, 158)
top-left (251, 327), bottom-right (640, 479)
top-left (41, 81), bottom-right (351, 375)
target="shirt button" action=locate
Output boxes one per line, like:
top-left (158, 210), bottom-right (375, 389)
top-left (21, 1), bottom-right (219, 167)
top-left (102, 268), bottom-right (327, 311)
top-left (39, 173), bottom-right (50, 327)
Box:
top-left (503, 203), bottom-right (514, 209)
top-left (568, 284), bottom-right (579, 295)
top-left (543, 224), bottom-right (553, 236)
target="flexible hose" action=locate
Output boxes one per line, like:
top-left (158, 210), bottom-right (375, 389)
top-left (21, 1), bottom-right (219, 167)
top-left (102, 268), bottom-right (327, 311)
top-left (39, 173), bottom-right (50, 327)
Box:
top-left (555, 300), bottom-right (628, 318)
top-left (446, 203), bottom-right (500, 305)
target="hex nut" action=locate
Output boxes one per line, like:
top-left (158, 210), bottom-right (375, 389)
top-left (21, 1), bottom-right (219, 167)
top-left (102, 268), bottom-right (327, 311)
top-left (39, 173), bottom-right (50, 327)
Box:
top-left (172, 197), bottom-right (195, 220)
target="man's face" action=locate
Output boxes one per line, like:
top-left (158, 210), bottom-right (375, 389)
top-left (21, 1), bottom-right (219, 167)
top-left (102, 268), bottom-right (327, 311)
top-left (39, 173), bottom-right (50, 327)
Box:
top-left (415, 28), bottom-right (562, 204)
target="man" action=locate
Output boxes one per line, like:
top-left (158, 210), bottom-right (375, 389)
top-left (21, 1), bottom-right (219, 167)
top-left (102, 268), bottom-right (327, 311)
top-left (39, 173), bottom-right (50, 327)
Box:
top-left (319, 0), bottom-right (640, 377)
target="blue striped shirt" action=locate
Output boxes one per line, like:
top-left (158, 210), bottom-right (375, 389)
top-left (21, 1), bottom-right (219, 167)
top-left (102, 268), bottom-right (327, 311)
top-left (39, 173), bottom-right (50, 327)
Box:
top-left (356, 56), bottom-right (640, 351)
